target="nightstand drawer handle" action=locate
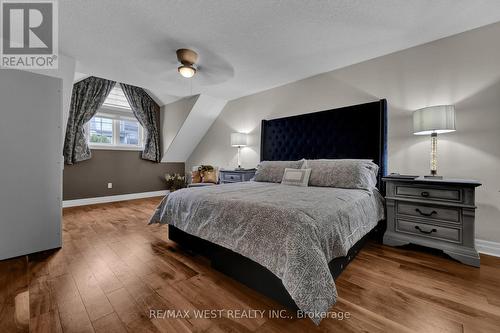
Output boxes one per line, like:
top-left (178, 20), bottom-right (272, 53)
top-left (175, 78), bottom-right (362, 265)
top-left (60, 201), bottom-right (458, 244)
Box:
top-left (415, 208), bottom-right (437, 217)
top-left (414, 226), bottom-right (437, 234)
top-left (420, 191), bottom-right (430, 198)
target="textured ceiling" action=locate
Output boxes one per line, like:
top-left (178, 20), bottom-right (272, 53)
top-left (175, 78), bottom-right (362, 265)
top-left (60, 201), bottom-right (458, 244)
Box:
top-left (60, 0), bottom-right (500, 106)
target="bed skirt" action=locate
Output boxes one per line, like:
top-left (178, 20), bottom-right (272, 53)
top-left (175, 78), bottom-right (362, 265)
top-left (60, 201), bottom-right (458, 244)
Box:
top-left (168, 219), bottom-right (386, 310)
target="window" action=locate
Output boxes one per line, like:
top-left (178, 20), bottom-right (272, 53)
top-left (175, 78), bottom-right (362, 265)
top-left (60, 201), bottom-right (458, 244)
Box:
top-left (102, 86), bottom-right (132, 110)
top-left (89, 116), bottom-right (113, 144)
top-left (87, 113), bottom-right (144, 150)
top-left (87, 85), bottom-right (144, 150)
top-left (119, 119), bottom-right (140, 145)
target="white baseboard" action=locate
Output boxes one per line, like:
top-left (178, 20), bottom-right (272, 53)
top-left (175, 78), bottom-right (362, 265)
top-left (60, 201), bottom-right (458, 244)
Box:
top-left (476, 239), bottom-right (500, 257)
top-left (63, 190), bottom-right (169, 208)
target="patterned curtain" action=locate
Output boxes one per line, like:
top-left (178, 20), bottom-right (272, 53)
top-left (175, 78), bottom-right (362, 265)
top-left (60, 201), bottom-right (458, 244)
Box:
top-left (120, 83), bottom-right (161, 162)
top-left (63, 77), bottom-right (116, 164)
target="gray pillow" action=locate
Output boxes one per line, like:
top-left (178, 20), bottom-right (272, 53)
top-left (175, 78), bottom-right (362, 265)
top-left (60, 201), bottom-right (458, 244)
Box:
top-left (303, 159), bottom-right (379, 190)
top-left (254, 160), bottom-right (304, 183)
top-left (281, 168), bottom-right (311, 187)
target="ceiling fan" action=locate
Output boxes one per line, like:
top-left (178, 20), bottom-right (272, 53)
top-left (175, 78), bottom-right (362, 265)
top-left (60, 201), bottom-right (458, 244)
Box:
top-left (148, 47), bottom-right (234, 95)
top-left (176, 48), bottom-right (198, 78)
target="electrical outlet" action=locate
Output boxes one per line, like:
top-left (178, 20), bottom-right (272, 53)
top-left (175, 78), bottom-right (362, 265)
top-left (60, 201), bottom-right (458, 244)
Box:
top-left (107, 183), bottom-right (113, 189)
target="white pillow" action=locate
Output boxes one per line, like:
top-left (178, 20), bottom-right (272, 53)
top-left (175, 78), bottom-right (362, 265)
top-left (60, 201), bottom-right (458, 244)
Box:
top-left (281, 168), bottom-right (311, 187)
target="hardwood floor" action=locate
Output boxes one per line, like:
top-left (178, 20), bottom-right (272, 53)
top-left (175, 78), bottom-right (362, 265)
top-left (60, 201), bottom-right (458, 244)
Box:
top-left (1, 197), bottom-right (500, 332)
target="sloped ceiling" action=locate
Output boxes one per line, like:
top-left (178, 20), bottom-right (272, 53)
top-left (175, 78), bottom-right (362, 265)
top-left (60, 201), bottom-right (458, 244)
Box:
top-left (60, 0), bottom-right (500, 106)
top-left (162, 95), bottom-right (227, 162)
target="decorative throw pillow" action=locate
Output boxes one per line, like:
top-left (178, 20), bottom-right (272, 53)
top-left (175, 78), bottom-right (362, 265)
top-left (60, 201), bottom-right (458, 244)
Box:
top-left (304, 159), bottom-right (379, 190)
top-left (281, 168), bottom-right (311, 187)
top-left (202, 170), bottom-right (217, 183)
top-left (254, 160), bottom-right (305, 183)
top-left (191, 170), bottom-right (202, 183)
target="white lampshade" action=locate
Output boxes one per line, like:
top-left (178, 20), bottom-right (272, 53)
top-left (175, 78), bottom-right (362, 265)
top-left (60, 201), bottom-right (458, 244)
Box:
top-left (230, 132), bottom-right (248, 147)
top-left (413, 105), bottom-right (456, 135)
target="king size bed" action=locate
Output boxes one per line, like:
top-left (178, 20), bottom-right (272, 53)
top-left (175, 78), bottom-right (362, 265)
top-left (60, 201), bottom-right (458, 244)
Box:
top-left (149, 99), bottom-right (387, 324)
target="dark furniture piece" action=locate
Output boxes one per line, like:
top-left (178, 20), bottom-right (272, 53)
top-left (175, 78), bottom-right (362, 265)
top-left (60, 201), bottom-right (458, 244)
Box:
top-left (260, 99), bottom-right (387, 190)
top-left (219, 169), bottom-right (256, 184)
top-left (383, 177), bottom-right (481, 267)
top-left (169, 99), bottom-right (388, 309)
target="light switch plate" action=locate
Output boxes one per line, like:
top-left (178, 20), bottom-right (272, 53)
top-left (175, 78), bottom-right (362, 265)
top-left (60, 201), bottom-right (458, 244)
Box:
top-left (107, 183), bottom-right (113, 189)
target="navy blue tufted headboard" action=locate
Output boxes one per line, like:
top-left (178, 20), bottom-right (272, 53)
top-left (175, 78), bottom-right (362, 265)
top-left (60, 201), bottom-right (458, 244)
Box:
top-left (260, 99), bottom-right (388, 191)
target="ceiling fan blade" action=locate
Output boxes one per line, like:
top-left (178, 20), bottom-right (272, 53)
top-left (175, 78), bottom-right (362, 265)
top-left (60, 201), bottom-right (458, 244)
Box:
top-left (156, 68), bottom-right (201, 97)
top-left (141, 58), bottom-right (177, 75)
top-left (153, 45), bottom-right (236, 95)
top-left (195, 62), bottom-right (234, 85)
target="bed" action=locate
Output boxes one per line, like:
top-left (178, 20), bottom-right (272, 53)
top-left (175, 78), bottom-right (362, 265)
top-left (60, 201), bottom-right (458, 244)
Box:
top-left (149, 99), bottom-right (387, 324)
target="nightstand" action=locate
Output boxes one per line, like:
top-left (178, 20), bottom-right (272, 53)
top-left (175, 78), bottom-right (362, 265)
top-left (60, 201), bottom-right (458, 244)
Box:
top-left (219, 169), bottom-right (256, 184)
top-left (383, 177), bottom-right (482, 267)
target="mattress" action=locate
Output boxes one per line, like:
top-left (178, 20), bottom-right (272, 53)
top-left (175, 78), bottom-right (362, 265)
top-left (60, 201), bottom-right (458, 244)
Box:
top-left (149, 181), bottom-right (385, 324)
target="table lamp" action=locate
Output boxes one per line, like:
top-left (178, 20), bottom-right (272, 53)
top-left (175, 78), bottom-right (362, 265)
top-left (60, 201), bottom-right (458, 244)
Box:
top-left (231, 132), bottom-right (248, 170)
top-left (413, 105), bottom-right (456, 179)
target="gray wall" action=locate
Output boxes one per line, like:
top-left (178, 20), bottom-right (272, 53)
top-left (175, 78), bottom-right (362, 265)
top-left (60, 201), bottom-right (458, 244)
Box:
top-left (187, 22), bottom-right (500, 243)
top-left (0, 70), bottom-right (62, 260)
top-left (160, 96), bottom-right (198, 155)
top-left (63, 150), bottom-right (184, 200)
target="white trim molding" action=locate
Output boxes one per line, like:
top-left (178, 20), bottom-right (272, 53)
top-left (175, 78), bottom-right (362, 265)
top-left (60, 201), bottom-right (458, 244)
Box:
top-left (63, 190), bottom-right (168, 208)
top-left (476, 239), bottom-right (500, 257)
top-left (90, 145), bottom-right (144, 151)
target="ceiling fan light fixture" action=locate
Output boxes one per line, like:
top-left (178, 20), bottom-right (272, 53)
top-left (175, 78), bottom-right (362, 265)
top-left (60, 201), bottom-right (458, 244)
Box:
top-left (178, 65), bottom-right (196, 78)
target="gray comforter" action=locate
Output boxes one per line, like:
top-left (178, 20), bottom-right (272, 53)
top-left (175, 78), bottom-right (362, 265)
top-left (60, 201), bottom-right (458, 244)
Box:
top-left (149, 181), bottom-right (384, 324)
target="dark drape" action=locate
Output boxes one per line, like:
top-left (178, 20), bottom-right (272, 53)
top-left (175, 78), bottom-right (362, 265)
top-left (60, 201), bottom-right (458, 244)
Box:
top-left (63, 77), bottom-right (116, 164)
top-left (120, 83), bottom-right (161, 162)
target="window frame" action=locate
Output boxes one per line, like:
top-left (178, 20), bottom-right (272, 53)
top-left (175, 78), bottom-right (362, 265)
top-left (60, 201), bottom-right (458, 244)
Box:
top-left (87, 108), bottom-right (145, 151)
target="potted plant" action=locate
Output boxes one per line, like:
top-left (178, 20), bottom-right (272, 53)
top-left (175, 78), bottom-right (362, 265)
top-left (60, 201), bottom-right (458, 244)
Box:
top-left (164, 173), bottom-right (186, 192)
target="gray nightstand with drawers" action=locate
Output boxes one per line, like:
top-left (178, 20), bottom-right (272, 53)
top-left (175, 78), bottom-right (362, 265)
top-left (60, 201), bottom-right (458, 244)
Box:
top-left (383, 177), bottom-right (482, 267)
top-left (219, 169), bottom-right (256, 184)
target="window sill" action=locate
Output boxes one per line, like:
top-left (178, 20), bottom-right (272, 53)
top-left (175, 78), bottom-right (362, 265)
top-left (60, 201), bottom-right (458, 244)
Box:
top-left (90, 145), bottom-right (144, 152)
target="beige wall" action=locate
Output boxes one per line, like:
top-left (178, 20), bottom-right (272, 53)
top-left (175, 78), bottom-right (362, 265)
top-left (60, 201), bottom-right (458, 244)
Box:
top-left (187, 22), bottom-right (500, 243)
